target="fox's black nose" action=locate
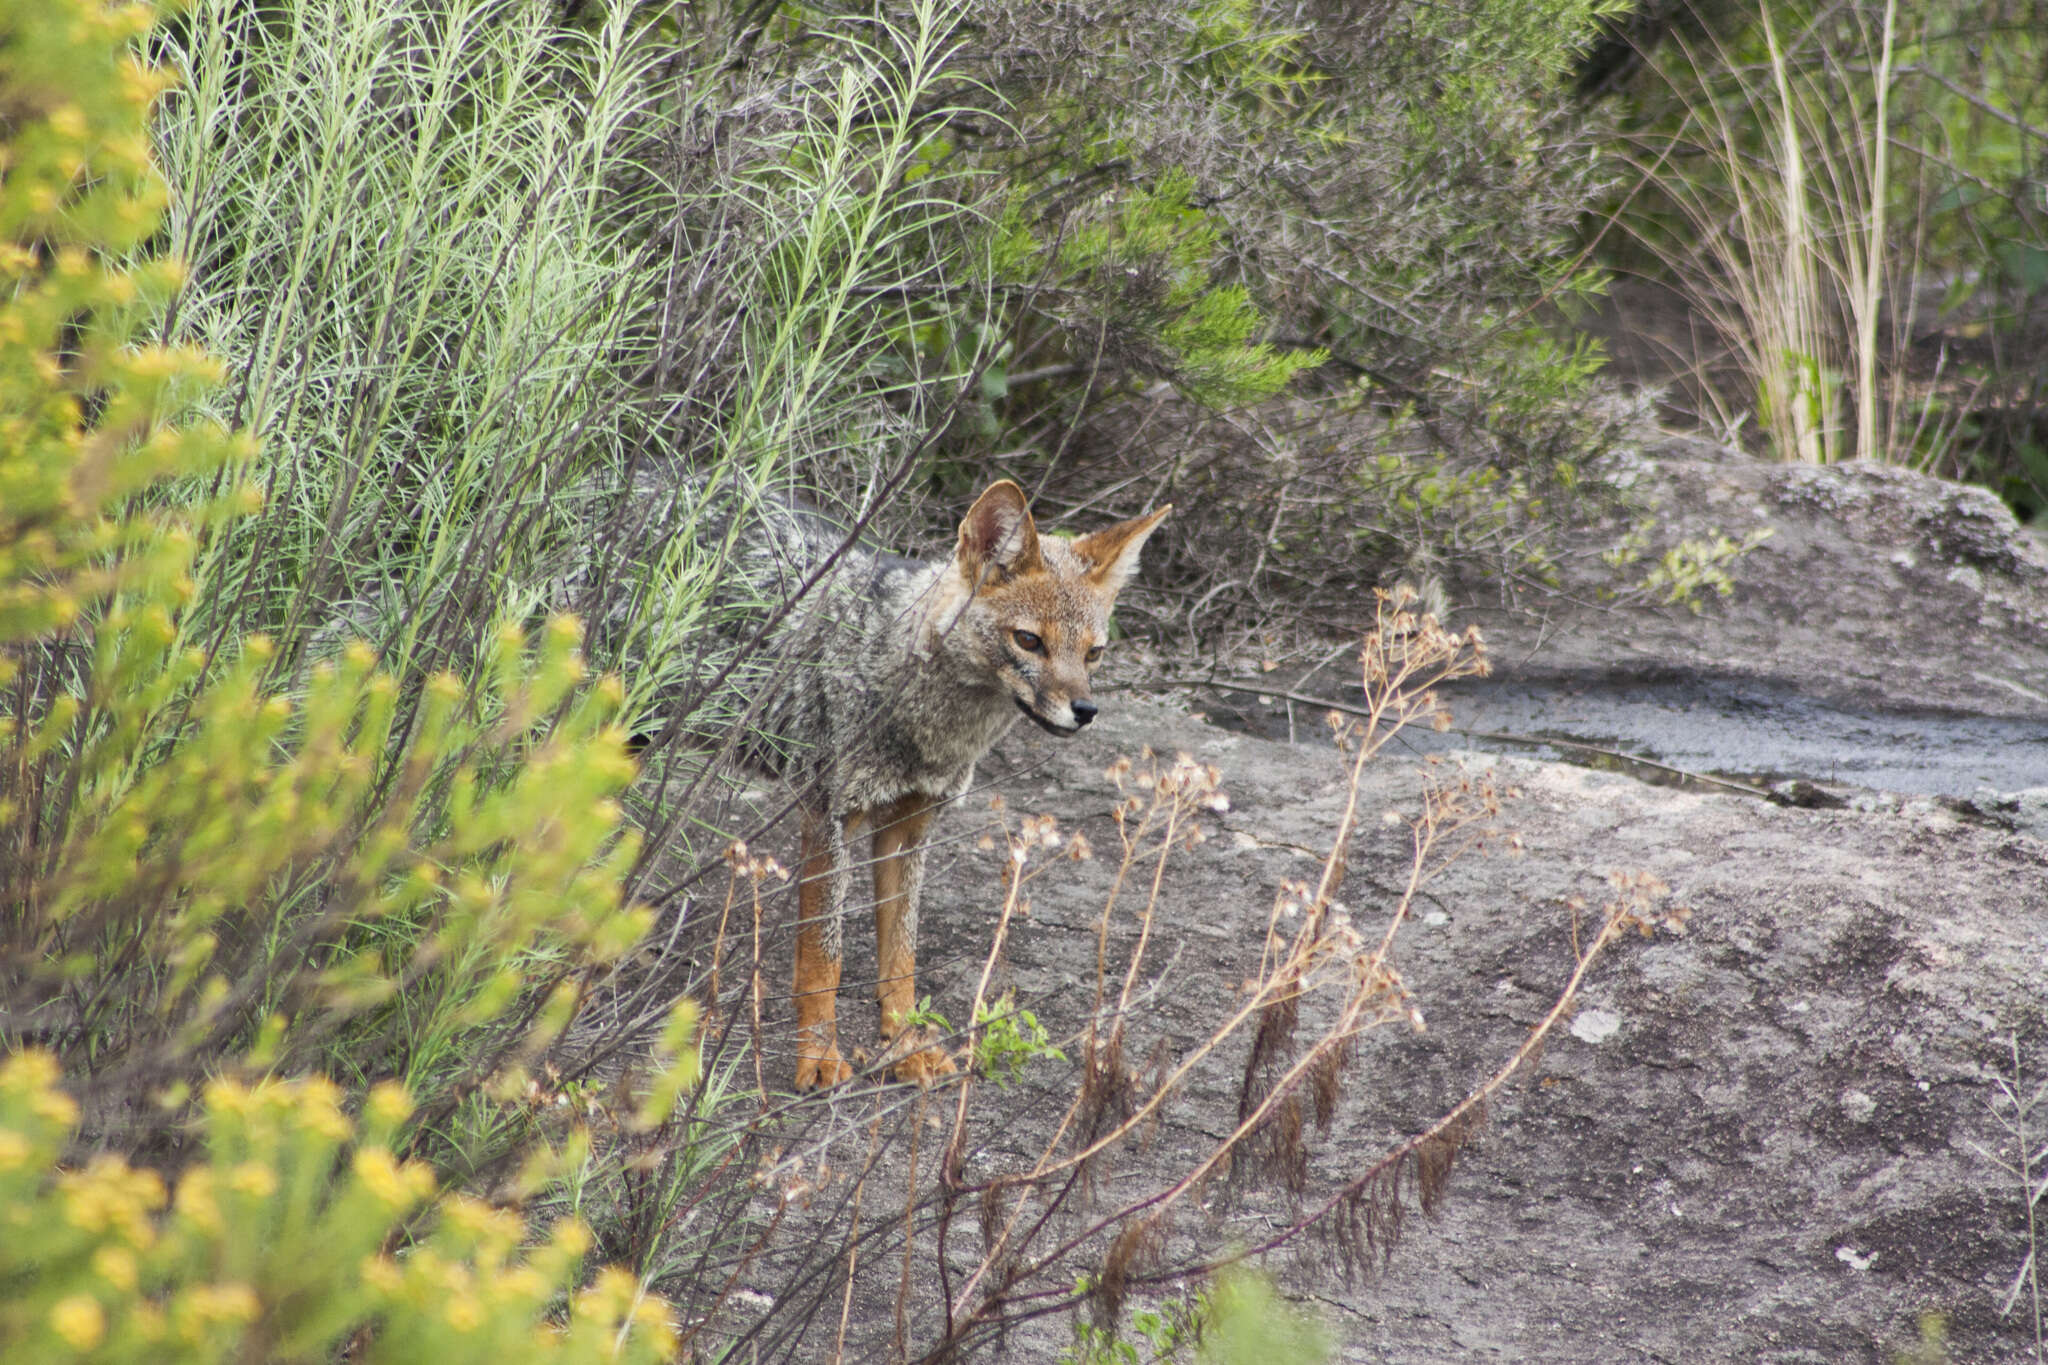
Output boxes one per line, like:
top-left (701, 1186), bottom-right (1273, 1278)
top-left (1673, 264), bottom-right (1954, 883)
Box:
top-left (1071, 699), bottom-right (1098, 727)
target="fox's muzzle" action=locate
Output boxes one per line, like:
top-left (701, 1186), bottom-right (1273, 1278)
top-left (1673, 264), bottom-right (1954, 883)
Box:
top-left (1014, 695), bottom-right (1092, 736)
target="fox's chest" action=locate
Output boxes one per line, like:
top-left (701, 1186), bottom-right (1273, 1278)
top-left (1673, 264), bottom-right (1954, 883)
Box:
top-left (840, 681), bottom-right (1018, 807)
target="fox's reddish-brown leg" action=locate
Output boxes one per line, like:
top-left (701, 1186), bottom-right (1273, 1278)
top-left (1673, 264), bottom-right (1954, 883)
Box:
top-left (793, 809), bottom-right (855, 1090)
top-left (872, 793), bottom-right (955, 1084)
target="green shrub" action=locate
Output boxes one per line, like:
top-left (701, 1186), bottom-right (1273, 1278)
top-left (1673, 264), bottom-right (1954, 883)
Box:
top-left (1061, 1266), bottom-right (1331, 1365)
top-left (0, 0), bottom-right (691, 1147)
top-left (0, 1051), bottom-right (675, 1364)
top-left (906, 0), bottom-right (1646, 626)
top-left (1, 5), bottom-right (692, 1355)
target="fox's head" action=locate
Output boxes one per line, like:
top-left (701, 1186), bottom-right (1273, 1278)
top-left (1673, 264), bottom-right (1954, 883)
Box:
top-left (944, 480), bottom-right (1170, 736)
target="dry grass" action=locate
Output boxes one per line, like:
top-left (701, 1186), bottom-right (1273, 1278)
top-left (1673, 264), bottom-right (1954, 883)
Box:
top-left (1978, 1032), bottom-right (2048, 1363)
top-left (1605, 0), bottom-right (1977, 468)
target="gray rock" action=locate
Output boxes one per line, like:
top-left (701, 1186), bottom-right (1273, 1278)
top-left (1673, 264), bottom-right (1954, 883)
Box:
top-left (727, 691), bottom-right (2039, 1362)
top-left (690, 455), bottom-right (2047, 1364)
top-left (924, 694), bottom-right (2047, 1364)
top-left (1469, 452), bottom-right (2048, 717)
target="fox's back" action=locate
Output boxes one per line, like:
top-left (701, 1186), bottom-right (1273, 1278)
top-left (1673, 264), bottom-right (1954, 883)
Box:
top-left (604, 469), bottom-right (1166, 813)
top-left (691, 483), bottom-right (995, 796)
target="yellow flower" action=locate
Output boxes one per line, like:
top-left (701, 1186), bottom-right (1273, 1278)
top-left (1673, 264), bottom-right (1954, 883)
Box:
top-left (29, 1085), bottom-right (78, 1128)
top-left (632, 1295), bottom-right (677, 1342)
top-left (172, 1283), bottom-right (259, 1343)
top-left (442, 1196), bottom-right (520, 1250)
top-left (351, 1148), bottom-right (410, 1207)
top-left (110, 3), bottom-right (155, 39)
top-left (203, 1078), bottom-right (253, 1116)
top-left (50, 1296), bottom-right (104, 1349)
top-left (582, 1266), bottom-right (637, 1315)
top-left (359, 1255), bottom-right (402, 1295)
top-left (124, 345), bottom-right (182, 379)
top-left (1, 1050), bottom-right (61, 1091)
top-left (294, 1088), bottom-right (349, 1139)
top-left (227, 1162), bottom-right (277, 1199)
top-left (119, 58), bottom-right (172, 108)
top-left (212, 1284), bottom-right (260, 1320)
top-left (490, 1266), bottom-right (548, 1304)
top-left (46, 105), bottom-right (88, 141)
top-left (444, 1296), bottom-right (484, 1333)
top-left (364, 1082), bottom-right (412, 1128)
top-left (176, 1167), bottom-right (222, 1235)
top-left (185, 1282), bottom-right (259, 1324)
top-left (93, 1246), bottom-right (138, 1292)
top-left (551, 1219), bottom-right (592, 1259)
top-left (0, 1130), bottom-right (34, 1171)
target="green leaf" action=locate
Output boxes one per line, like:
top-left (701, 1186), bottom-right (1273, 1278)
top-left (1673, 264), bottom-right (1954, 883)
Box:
top-left (1994, 242), bottom-right (2048, 294)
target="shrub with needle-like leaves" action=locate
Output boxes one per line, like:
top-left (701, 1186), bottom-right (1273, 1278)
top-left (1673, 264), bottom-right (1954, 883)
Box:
top-left (0, 1051), bottom-right (675, 1364)
top-left (3, 5), bottom-right (689, 1357)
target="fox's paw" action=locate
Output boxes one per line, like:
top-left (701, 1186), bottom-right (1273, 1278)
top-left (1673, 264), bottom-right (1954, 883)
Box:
top-left (794, 1046), bottom-right (854, 1091)
top-left (883, 1029), bottom-right (958, 1087)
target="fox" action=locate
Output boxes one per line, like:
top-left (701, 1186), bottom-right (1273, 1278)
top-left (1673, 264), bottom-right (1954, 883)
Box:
top-left (704, 478), bottom-right (1170, 1089)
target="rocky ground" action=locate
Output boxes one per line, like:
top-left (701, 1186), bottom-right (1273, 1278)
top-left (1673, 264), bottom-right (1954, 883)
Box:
top-left (692, 451), bottom-right (2047, 1364)
top-left (1469, 445), bottom-right (2048, 719)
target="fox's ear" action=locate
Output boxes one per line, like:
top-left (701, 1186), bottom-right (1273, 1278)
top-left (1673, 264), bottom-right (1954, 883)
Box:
top-left (1071, 504), bottom-right (1171, 595)
top-left (957, 480), bottom-right (1042, 583)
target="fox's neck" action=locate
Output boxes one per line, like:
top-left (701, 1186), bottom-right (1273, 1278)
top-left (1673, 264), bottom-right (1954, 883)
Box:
top-left (869, 562), bottom-right (1019, 778)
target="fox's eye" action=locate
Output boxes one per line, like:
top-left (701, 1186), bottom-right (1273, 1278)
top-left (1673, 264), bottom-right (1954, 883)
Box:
top-left (1012, 629), bottom-right (1043, 653)
top-left (1085, 645), bottom-right (1104, 664)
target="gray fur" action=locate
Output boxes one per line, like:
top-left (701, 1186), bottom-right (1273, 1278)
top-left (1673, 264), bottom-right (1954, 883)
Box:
top-left (698, 485), bottom-right (1014, 806)
top-left (587, 469), bottom-right (1024, 956)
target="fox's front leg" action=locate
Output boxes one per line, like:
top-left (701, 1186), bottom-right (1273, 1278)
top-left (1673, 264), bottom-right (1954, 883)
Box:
top-left (872, 793), bottom-right (956, 1084)
top-left (793, 808), bottom-right (857, 1090)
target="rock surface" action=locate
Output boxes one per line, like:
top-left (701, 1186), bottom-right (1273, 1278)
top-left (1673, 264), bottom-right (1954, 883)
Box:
top-left (936, 694), bottom-right (2044, 1363)
top-left (1468, 447), bottom-right (2048, 718)
top-left (703, 456), bottom-right (2047, 1363)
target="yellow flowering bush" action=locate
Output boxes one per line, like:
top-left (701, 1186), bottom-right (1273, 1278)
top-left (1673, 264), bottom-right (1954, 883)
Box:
top-left (0, 0), bottom-right (241, 639)
top-left (0, 1053), bottom-right (675, 1363)
top-left (1, 0), bottom-right (693, 1346)
top-left (0, 0), bottom-right (657, 1154)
